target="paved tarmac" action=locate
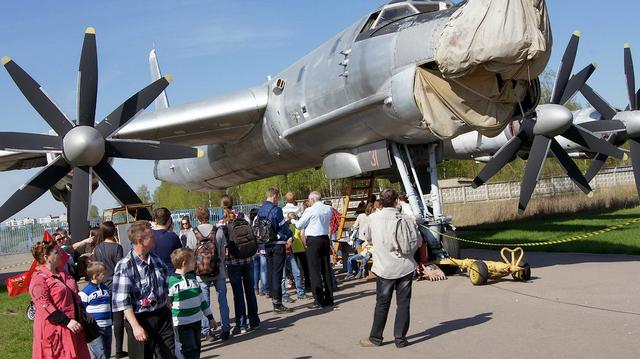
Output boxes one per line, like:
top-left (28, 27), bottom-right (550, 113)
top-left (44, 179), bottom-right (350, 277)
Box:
top-left (201, 249), bottom-right (640, 359)
top-left (2, 250), bottom-right (638, 358)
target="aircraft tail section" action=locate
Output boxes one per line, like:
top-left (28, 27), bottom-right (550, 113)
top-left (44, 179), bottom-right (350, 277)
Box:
top-left (149, 49), bottom-right (170, 110)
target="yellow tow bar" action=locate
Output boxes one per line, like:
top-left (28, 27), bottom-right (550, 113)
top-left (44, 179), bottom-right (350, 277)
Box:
top-left (432, 247), bottom-right (531, 285)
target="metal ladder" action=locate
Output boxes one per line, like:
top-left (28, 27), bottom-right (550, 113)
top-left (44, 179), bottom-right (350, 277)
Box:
top-left (333, 174), bottom-right (375, 262)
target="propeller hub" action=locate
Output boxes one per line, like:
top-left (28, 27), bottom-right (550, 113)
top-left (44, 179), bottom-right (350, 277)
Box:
top-left (613, 111), bottom-right (640, 138)
top-left (533, 104), bottom-right (573, 137)
top-left (62, 126), bottom-right (105, 166)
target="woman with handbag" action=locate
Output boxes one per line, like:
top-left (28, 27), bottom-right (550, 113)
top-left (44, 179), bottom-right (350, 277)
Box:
top-left (29, 240), bottom-right (91, 359)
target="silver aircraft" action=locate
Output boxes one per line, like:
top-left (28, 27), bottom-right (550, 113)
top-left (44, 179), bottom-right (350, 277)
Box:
top-left (0, 0), bottom-right (634, 242)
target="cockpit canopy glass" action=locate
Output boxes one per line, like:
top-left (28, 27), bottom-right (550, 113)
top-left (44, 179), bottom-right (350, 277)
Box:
top-left (361, 1), bottom-right (454, 33)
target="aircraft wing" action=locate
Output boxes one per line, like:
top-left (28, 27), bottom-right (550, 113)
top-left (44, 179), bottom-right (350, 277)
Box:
top-left (113, 85), bottom-right (268, 146)
top-left (0, 150), bottom-right (47, 171)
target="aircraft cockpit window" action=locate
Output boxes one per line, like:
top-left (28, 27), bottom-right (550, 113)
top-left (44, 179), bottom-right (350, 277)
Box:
top-left (375, 5), bottom-right (417, 29)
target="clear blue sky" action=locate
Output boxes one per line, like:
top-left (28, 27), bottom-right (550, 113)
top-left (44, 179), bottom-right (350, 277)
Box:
top-left (0, 0), bottom-right (637, 219)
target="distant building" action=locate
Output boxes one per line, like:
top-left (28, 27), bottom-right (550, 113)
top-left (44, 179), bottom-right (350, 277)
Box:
top-left (4, 214), bottom-right (67, 228)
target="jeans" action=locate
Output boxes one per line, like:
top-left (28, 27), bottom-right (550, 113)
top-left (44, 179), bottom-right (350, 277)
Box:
top-left (200, 278), bottom-right (231, 334)
top-left (369, 272), bottom-right (413, 346)
top-left (125, 307), bottom-right (175, 359)
top-left (253, 252), bottom-right (269, 295)
top-left (281, 253), bottom-right (305, 299)
top-left (265, 244), bottom-right (286, 305)
top-left (347, 252), bottom-right (371, 274)
top-left (227, 263), bottom-right (260, 329)
top-left (112, 310), bottom-right (125, 354)
top-left (176, 321), bottom-right (202, 359)
top-left (88, 326), bottom-right (112, 359)
top-left (305, 235), bottom-right (334, 306)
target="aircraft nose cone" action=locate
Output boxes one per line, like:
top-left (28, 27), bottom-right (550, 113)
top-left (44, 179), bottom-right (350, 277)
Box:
top-left (62, 126), bottom-right (105, 166)
top-left (533, 104), bottom-right (573, 137)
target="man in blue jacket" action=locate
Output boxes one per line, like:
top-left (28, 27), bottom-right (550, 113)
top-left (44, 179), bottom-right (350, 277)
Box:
top-left (257, 187), bottom-right (294, 313)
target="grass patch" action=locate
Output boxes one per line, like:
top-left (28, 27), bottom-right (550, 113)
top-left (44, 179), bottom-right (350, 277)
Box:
top-left (0, 288), bottom-right (32, 359)
top-left (458, 206), bottom-right (640, 254)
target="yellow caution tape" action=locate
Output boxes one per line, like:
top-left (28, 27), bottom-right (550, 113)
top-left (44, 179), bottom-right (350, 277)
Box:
top-left (421, 217), bottom-right (640, 247)
top-left (0, 260), bottom-right (32, 272)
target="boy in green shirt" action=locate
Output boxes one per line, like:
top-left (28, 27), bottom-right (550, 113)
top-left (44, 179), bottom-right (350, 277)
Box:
top-left (169, 248), bottom-right (216, 359)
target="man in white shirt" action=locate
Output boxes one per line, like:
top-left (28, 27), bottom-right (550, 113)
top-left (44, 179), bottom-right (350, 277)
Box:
top-left (292, 191), bottom-right (334, 309)
top-left (360, 188), bottom-right (422, 349)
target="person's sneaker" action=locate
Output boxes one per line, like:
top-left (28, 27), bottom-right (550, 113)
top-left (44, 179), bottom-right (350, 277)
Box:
top-left (220, 331), bottom-right (231, 341)
top-left (297, 294), bottom-right (308, 301)
top-left (355, 271), bottom-right (364, 279)
top-left (344, 274), bottom-right (355, 280)
top-left (282, 296), bottom-right (296, 303)
top-left (306, 301), bottom-right (321, 309)
top-left (395, 340), bottom-right (410, 348)
top-left (114, 351), bottom-right (129, 358)
top-left (247, 324), bottom-right (260, 332)
top-left (231, 326), bottom-right (247, 335)
top-left (273, 304), bottom-right (294, 313)
top-left (360, 338), bottom-right (380, 347)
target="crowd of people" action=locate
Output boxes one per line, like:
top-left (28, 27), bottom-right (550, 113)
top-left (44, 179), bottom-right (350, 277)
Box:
top-left (27, 186), bottom-right (424, 358)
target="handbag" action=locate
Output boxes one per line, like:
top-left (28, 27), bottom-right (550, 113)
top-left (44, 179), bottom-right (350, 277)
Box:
top-left (77, 305), bottom-right (101, 343)
top-left (55, 276), bottom-right (101, 343)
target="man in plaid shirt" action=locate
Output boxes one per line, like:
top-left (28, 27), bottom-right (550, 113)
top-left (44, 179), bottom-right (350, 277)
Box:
top-left (112, 220), bottom-right (174, 358)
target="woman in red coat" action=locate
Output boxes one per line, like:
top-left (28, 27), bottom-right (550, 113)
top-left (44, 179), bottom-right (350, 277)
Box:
top-left (29, 241), bottom-right (90, 359)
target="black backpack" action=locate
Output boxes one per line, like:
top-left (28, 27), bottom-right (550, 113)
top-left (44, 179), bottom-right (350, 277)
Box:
top-left (226, 217), bottom-right (258, 259)
top-left (255, 206), bottom-right (277, 244)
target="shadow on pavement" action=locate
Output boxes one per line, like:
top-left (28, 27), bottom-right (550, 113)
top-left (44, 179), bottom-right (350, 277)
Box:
top-left (406, 312), bottom-right (493, 345)
top-left (203, 287), bottom-right (376, 350)
top-left (460, 249), bottom-right (640, 269)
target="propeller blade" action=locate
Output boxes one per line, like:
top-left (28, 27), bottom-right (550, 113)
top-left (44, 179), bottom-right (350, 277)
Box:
top-left (96, 75), bottom-right (172, 138)
top-left (105, 139), bottom-right (198, 160)
top-left (580, 84), bottom-right (618, 121)
top-left (585, 153), bottom-right (609, 183)
top-left (77, 27), bottom-right (98, 127)
top-left (0, 156), bottom-right (71, 222)
top-left (561, 125), bottom-right (625, 159)
top-left (70, 166), bottom-right (91, 243)
top-left (2, 57), bottom-right (73, 136)
top-left (624, 44), bottom-right (637, 110)
top-left (472, 131), bottom-right (525, 188)
top-left (518, 135), bottom-right (552, 213)
top-left (560, 63), bottom-right (597, 105)
top-left (93, 160), bottom-right (152, 220)
top-left (577, 120), bottom-right (626, 133)
top-left (551, 31), bottom-right (580, 105)
top-left (549, 139), bottom-right (592, 194)
top-left (0, 132), bottom-right (62, 153)
top-left (630, 139), bottom-right (640, 196)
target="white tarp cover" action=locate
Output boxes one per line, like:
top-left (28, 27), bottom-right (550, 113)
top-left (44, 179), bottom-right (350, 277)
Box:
top-left (435, 0), bottom-right (551, 79)
top-left (416, 0), bottom-right (551, 139)
top-left (414, 67), bottom-right (528, 139)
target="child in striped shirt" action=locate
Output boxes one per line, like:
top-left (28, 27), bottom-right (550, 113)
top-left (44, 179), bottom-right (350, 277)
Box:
top-left (80, 261), bottom-right (112, 359)
top-left (169, 248), bottom-right (216, 359)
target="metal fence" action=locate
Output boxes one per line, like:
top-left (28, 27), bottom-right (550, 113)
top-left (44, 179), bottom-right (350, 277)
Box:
top-left (439, 166), bottom-right (636, 204)
top-left (1, 166), bottom-right (635, 255)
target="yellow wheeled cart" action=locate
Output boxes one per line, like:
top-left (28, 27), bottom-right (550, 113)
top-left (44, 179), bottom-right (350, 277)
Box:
top-left (433, 247), bottom-right (531, 285)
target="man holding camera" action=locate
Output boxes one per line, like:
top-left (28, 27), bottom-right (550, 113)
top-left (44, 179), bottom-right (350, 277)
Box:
top-left (112, 220), bottom-right (175, 358)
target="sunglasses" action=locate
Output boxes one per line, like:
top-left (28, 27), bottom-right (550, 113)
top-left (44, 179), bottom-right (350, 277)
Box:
top-left (181, 222), bottom-right (189, 225)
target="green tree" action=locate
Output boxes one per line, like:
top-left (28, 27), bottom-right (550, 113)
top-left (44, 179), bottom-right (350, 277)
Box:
top-left (90, 205), bottom-right (99, 220)
top-left (136, 184), bottom-right (152, 204)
